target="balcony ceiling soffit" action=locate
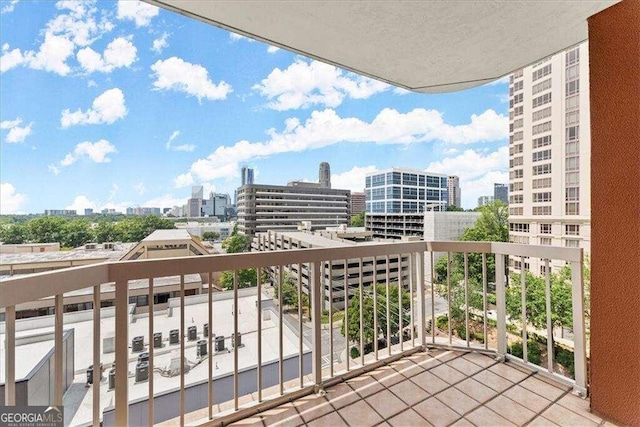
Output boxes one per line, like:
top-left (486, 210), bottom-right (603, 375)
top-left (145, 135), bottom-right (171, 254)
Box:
top-left (145, 0), bottom-right (619, 93)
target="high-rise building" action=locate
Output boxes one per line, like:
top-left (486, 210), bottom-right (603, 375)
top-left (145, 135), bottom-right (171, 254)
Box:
top-left (237, 183), bottom-right (350, 235)
top-left (84, 208), bottom-right (93, 216)
top-left (508, 43), bottom-right (591, 274)
top-left (447, 176), bottom-right (461, 208)
top-left (350, 192), bottom-right (366, 219)
top-left (241, 166), bottom-right (254, 186)
top-left (44, 210), bottom-right (76, 216)
top-left (365, 168), bottom-right (448, 239)
top-left (319, 162), bottom-right (331, 188)
top-left (494, 183), bottom-right (508, 204)
top-left (477, 195), bottom-right (494, 207)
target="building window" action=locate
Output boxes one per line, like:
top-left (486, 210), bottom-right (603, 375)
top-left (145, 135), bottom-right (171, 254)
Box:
top-left (510, 169), bottom-right (524, 179)
top-left (533, 192), bottom-right (552, 203)
top-left (509, 223), bottom-right (530, 232)
top-left (532, 78), bottom-right (552, 95)
top-left (566, 64), bottom-right (579, 81)
top-left (540, 237), bottom-right (552, 246)
top-left (510, 194), bottom-right (523, 204)
top-left (532, 149), bottom-right (552, 162)
top-left (510, 181), bottom-right (524, 192)
top-left (513, 118), bottom-right (523, 129)
top-left (565, 239), bottom-right (580, 248)
top-left (566, 141), bottom-right (579, 155)
top-left (509, 207), bottom-right (523, 216)
top-left (540, 224), bottom-right (552, 234)
top-left (565, 202), bottom-right (580, 215)
top-left (533, 92), bottom-right (552, 108)
top-left (533, 164), bottom-right (552, 176)
top-left (566, 48), bottom-right (580, 65)
top-left (512, 131), bottom-right (523, 142)
top-left (566, 80), bottom-right (580, 96)
top-left (566, 94), bottom-right (580, 111)
top-left (514, 106), bottom-right (523, 117)
top-left (513, 69), bottom-right (523, 79)
top-left (532, 64), bottom-right (552, 81)
top-left (512, 80), bottom-right (523, 92)
top-left (533, 106), bottom-right (552, 122)
top-left (510, 144), bottom-right (524, 156)
top-left (565, 224), bottom-right (580, 235)
top-left (533, 135), bottom-right (552, 149)
top-left (533, 206), bottom-right (552, 215)
top-left (532, 177), bottom-right (552, 189)
top-left (510, 156), bottom-right (524, 168)
top-left (565, 187), bottom-right (579, 201)
top-left (532, 121), bottom-right (552, 135)
top-left (565, 156), bottom-right (580, 171)
top-left (566, 172), bottom-right (580, 185)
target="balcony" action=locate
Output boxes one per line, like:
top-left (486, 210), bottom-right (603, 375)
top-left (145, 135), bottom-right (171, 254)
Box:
top-left (1, 240), bottom-right (601, 426)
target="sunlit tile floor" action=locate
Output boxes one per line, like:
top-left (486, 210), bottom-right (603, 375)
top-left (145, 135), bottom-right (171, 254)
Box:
top-left (225, 349), bottom-right (615, 427)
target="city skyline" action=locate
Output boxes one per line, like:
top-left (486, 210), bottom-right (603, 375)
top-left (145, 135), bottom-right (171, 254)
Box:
top-left (1, 0), bottom-right (509, 215)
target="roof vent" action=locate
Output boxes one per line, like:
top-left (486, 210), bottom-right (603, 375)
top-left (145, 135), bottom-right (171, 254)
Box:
top-left (103, 242), bottom-right (114, 250)
top-left (85, 243), bottom-right (97, 250)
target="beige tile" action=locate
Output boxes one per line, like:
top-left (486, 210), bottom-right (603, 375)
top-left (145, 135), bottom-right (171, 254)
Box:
top-left (519, 376), bottom-right (566, 400)
top-left (472, 370), bottom-right (514, 392)
top-left (389, 378), bottom-right (431, 406)
top-left (414, 355), bottom-right (442, 370)
top-left (503, 384), bottom-right (553, 413)
top-left (371, 366), bottom-right (405, 387)
top-left (450, 418), bottom-right (475, 427)
top-left (365, 389), bottom-right (408, 419)
top-left (412, 397), bottom-right (461, 427)
top-left (486, 395), bottom-right (536, 425)
top-left (433, 351), bottom-right (459, 363)
top-left (338, 400), bottom-right (384, 426)
top-left (346, 374), bottom-right (385, 398)
top-left (324, 382), bottom-right (361, 410)
top-left (541, 404), bottom-right (599, 427)
top-left (435, 387), bottom-right (480, 415)
top-left (264, 413), bottom-right (305, 427)
top-left (462, 352), bottom-right (497, 368)
top-left (230, 416), bottom-right (264, 426)
top-left (488, 363), bottom-right (530, 383)
top-left (454, 378), bottom-right (498, 403)
top-left (259, 403), bottom-right (301, 426)
top-left (298, 399), bottom-right (334, 423)
top-left (430, 364), bottom-right (467, 384)
top-left (411, 370), bottom-right (449, 395)
top-left (527, 415), bottom-right (560, 426)
top-left (465, 406), bottom-right (515, 426)
top-left (556, 393), bottom-right (603, 423)
top-left (448, 357), bottom-right (485, 376)
top-left (387, 409), bottom-right (433, 427)
top-left (306, 411), bottom-right (347, 427)
top-left (396, 361), bottom-right (425, 378)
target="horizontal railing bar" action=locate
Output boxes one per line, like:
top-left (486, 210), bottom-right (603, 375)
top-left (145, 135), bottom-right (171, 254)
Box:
top-left (426, 241), bottom-right (492, 253)
top-left (491, 242), bottom-right (583, 262)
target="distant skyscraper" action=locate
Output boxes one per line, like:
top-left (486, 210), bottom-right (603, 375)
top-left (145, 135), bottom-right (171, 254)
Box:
top-left (477, 195), bottom-right (494, 207)
top-left (447, 176), bottom-right (461, 207)
top-left (241, 166), bottom-right (254, 186)
top-left (494, 183), bottom-right (508, 204)
top-left (350, 192), bottom-right (366, 218)
top-left (84, 208), bottom-right (93, 216)
top-left (319, 162), bottom-right (331, 188)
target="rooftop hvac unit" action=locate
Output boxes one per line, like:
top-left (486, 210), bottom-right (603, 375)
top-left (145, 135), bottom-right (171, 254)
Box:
top-left (169, 329), bottom-right (179, 345)
top-left (138, 352), bottom-right (149, 364)
top-left (135, 362), bottom-right (149, 382)
top-left (197, 340), bottom-right (207, 357)
top-left (132, 336), bottom-right (144, 352)
top-left (108, 369), bottom-right (116, 390)
top-left (85, 243), bottom-right (97, 250)
top-left (203, 323), bottom-right (209, 338)
top-left (214, 335), bottom-right (226, 352)
top-left (188, 326), bottom-right (197, 341)
top-left (103, 242), bottom-right (114, 250)
top-left (153, 332), bottom-right (162, 348)
top-left (86, 363), bottom-right (102, 384)
top-left (232, 332), bottom-right (242, 348)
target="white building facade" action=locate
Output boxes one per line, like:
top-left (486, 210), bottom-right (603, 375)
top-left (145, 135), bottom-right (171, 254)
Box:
top-left (508, 43), bottom-right (591, 274)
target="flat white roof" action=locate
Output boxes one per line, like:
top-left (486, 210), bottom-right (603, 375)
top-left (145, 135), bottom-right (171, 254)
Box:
top-left (0, 243), bottom-right (136, 267)
top-left (141, 229), bottom-right (193, 242)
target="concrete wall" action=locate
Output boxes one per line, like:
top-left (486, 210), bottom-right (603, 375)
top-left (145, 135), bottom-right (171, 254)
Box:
top-left (0, 243), bottom-right (60, 254)
top-left (102, 351), bottom-right (312, 426)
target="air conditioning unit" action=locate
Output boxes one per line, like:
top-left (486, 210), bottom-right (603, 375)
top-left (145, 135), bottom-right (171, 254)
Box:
top-left (108, 369), bottom-right (116, 390)
top-left (214, 335), bottom-right (226, 353)
top-left (135, 362), bottom-right (149, 382)
top-left (132, 336), bottom-right (144, 352)
top-left (153, 332), bottom-right (162, 348)
top-left (187, 326), bottom-right (197, 341)
top-left (103, 242), bottom-right (114, 250)
top-left (85, 243), bottom-right (97, 250)
top-left (197, 340), bottom-right (207, 357)
top-left (169, 329), bottom-right (179, 345)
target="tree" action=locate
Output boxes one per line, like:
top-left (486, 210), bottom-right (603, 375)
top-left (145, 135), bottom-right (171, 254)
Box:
top-left (350, 212), bottom-right (365, 227)
top-left (0, 223), bottom-right (29, 244)
top-left (202, 231), bottom-right (220, 241)
top-left (273, 272), bottom-right (309, 309)
top-left (26, 217), bottom-right (67, 243)
top-left (446, 205), bottom-right (464, 212)
top-left (341, 283), bottom-right (411, 349)
top-left (221, 234), bottom-right (249, 254)
top-left (219, 268), bottom-right (262, 290)
top-left (61, 220), bottom-right (92, 248)
top-left (94, 221), bottom-right (119, 243)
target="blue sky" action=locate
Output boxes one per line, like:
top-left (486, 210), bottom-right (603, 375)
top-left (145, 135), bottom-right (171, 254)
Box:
top-left (0, 0), bottom-right (509, 214)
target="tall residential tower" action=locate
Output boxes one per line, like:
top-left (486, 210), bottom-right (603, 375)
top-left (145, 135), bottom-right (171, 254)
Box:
top-left (447, 175), bottom-right (461, 208)
top-left (319, 162), bottom-right (331, 188)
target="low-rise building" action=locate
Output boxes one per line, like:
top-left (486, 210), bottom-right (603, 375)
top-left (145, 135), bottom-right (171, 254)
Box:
top-left (423, 211), bottom-right (481, 274)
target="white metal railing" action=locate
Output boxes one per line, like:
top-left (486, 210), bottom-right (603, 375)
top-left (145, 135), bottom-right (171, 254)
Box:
top-left (0, 241), bottom-right (586, 425)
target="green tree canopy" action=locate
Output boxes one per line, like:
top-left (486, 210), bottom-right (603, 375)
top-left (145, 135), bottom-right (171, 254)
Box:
top-left (26, 217), bottom-right (66, 243)
top-left (350, 212), bottom-right (365, 227)
top-left (202, 231), bottom-right (220, 241)
top-left (221, 234), bottom-right (249, 254)
top-left (220, 268), bottom-right (263, 290)
top-left (0, 223), bottom-right (29, 244)
top-left (61, 220), bottom-right (92, 248)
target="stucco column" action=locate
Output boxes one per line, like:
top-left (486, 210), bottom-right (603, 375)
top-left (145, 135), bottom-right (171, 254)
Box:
top-left (588, 1), bottom-right (640, 425)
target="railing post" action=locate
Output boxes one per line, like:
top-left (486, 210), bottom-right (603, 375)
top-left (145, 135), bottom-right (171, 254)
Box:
top-left (310, 261), bottom-right (323, 393)
top-left (495, 253), bottom-right (507, 359)
top-left (54, 294), bottom-right (63, 406)
top-left (115, 280), bottom-right (129, 427)
top-left (4, 306), bottom-right (16, 406)
top-left (571, 258), bottom-right (587, 396)
top-left (416, 251), bottom-right (426, 348)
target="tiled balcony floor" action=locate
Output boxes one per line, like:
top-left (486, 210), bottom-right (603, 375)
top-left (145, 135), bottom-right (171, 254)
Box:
top-left (226, 349), bottom-right (613, 427)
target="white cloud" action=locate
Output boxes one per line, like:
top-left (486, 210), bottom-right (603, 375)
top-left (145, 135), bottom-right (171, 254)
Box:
top-left (61, 88), bottom-right (127, 127)
top-left (151, 57), bottom-right (232, 102)
top-left (0, 34), bottom-right (76, 75)
top-left (1, 0), bottom-right (19, 15)
top-left (87, 79), bottom-right (97, 87)
top-left (426, 146), bottom-right (508, 209)
top-left (66, 195), bottom-right (97, 212)
top-left (48, 164), bottom-right (61, 176)
top-left (77, 36), bottom-right (137, 73)
top-left (253, 59), bottom-right (390, 111)
top-left (267, 46), bottom-right (280, 54)
top-left (117, 0), bottom-right (159, 27)
top-left (393, 87), bottom-right (412, 95)
top-left (60, 139), bottom-right (117, 166)
top-left (175, 107), bottom-right (507, 186)
top-left (229, 33), bottom-right (253, 42)
top-left (331, 166), bottom-right (377, 192)
top-left (0, 182), bottom-right (28, 214)
top-left (0, 117), bottom-right (33, 143)
top-left (151, 32), bottom-right (169, 54)
top-left (141, 194), bottom-right (184, 208)
top-left (134, 182), bottom-right (146, 195)
top-left (165, 130), bottom-right (195, 152)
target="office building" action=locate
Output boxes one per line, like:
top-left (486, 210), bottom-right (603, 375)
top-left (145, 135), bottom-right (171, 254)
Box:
top-left (241, 166), bottom-right (255, 186)
top-left (365, 168), bottom-right (448, 239)
top-left (508, 43), bottom-right (591, 274)
top-left (447, 176), bottom-right (461, 208)
top-left (44, 209), bottom-right (76, 216)
top-left (84, 208), bottom-right (93, 216)
top-left (423, 210), bottom-right (481, 274)
top-left (494, 183), bottom-right (508, 204)
top-left (477, 195), bottom-right (494, 207)
top-left (236, 183), bottom-right (350, 236)
top-left (202, 192), bottom-right (231, 219)
top-left (350, 192), bottom-right (366, 219)
top-left (319, 162), bottom-right (331, 188)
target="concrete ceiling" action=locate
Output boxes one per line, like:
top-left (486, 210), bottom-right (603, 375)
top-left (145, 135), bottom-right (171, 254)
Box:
top-left (145, 0), bottom-right (619, 93)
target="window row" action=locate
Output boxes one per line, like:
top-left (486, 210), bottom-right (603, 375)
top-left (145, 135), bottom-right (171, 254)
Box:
top-left (513, 106), bottom-right (523, 117)
top-left (533, 92), bottom-right (552, 108)
top-left (566, 94), bottom-right (580, 111)
top-left (566, 155), bottom-right (580, 171)
top-left (533, 206), bottom-right (552, 215)
top-left (566, 110), bottom-right (580, 125)
top-left (566, 141), bottom-right (579, 155)
top-left (533, 192), bottom-right (552, 203)
top-left (509, 223), bottom-right (530, 232)
top-left (533, 135), bottom-right (552, 149)
top-left (533, 106), bottom-right (552, 122)
top-left (533, 163), bottom-right (552, 176)
top-left (566, 48), bottom-right (580, 66)
top-left (565, 224), bottom-right (580, 235)
top-left (510, 143), bottom-right (523, 156)
top-left (533, 177), bottom-right (552, 189)
top-left (566, 80), bottom-right (580, 96)
top-left (513, 118), bottom-right (523, 130)
top-left (532, 78), bottom-right (552, 95)
top-left (566, 202), bottom-right (580, 215)
top-left (532, 121), bottom-right (552, 135)
top-left (532, 64), bottom-right (552, 81)
top-left (510, 194), bottom-right (523, 204)
top-left (566, 187), bottom-right (580, 202)
top-left (510, 93), bottom-right (523, 107)
top-left (566, 125), bottom-right (579, 141)
top-left (566, 171), bottom-right (580, 185)
top-left (510, 235), bottom-right (530, 244)
top-left (510, 156), bottom-right (523, 168)
top-left (540, 224), bottom-right (552, 234)
top-left (510, 181), bottom-right (524, 192)
top-left (511, 131), bottom-right (523, 142)
top-left (566, 64), bottom-right (579, 81)
top-left (533, 149), bottom-right (552, 162)
top-left (510, 169), bottom-right (523, 179)
top-left (509, 207), bottom-right (523, 216)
